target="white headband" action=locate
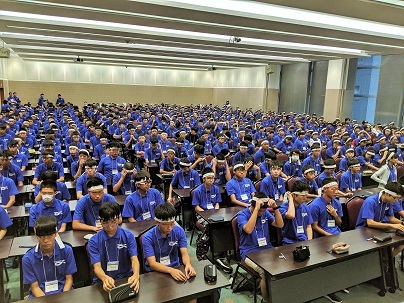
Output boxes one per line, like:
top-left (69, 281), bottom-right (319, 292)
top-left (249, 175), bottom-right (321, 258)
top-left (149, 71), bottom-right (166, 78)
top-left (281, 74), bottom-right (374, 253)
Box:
top-left (88, 185), bottom-right (104, 192)
top-left (323, 164), bottom-right (336, 169)
top-left (216, 159), bottom-right (225, 163)
top-left (322, 181), bottom-right (338, 189)
top-left (303, 168), bottom-right (315, 174)
top-left (202, 172), bottom-right (215, 179)
top-left (135, 177), bottom-right (150, 185)
top-left (167, 148), bottom-right (175, 153)
top-left (85, 165), bottom-right (97, 169)
top-left (233, 163), bottom-right (245, 170)
top-left (69, 146), bottom-right (79, 150)
top-left (251, 197), bottom-right (269, 202)
top-left (261, 140), bottom-right (269, 145)
top-left (155, 217), bottom-right (175, 223)
top-left (387, 152), bottom-right (395, 161)
top-left (383, 189), bottom-right (401, 198)
top-left (292, 191), bottom-right (309, 196)
top-left (311, 148), bottom-right (321, 151)
top-left (349, 164), bottom-right (360, 168)
top-left (179, 161), bottom-right (191, 167)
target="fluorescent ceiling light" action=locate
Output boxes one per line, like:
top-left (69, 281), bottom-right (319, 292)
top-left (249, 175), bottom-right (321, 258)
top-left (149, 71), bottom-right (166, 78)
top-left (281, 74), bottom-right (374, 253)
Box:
top-left (136, 0), bottom-right (404, 40)
top-left (371, 0), bottom-right (404, 7)
top-left (1, 32), bottom-right (308, 62)
top-left (0, 10), bottom-right (367, 56)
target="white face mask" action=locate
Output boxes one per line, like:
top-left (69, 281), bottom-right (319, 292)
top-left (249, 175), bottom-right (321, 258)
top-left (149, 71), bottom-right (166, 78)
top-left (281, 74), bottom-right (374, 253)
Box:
top-left (42, 194), bottom-right (54, 203)
top-left (291, 155), bottom-right (299, 161)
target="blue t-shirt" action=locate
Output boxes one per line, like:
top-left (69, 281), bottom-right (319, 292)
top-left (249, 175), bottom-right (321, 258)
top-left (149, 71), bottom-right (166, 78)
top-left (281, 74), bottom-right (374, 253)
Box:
top-left (191, 184), bottom-right (222, 210)
top-left (226, 177), bottom-right (256, 204)
top-left (22, 241), bottom-right (77, 298)
top-left (170, 169), bottom-right (201, 189)
top-left (97, 156), bottom-right (126, 179)
top-left (122, 188), bottom-right (164, 221)
top-left (112, 174), bottom-right (135, 196)
top-left (34, 162), bottom-right (64, 180)
top-left (0, 207), bottom-right (12, 229)
top-left (355, 193), bottom-right (394, 228)
top-left (309, 196), bottom-right (343, 235)
top-left (76, 173), bottom-right (107, 195)
top-left (1, 164), bottom-right (24, 185)
top-left (73, 194), bottom-right (117, 226)
top-left (237, 207), bottom-right (275, 260)
top-left (0, 176), bottom-right (18, 206)
top-left (34, 181), bottom-right (71, 201)
top-left (340, 171), bottom-right (362, 192)
top-left (159, 157), bottom-right (180, 172)
top-left (29, 199), bottom-right (72, 230)
top-left (88, 226), bottom-right (138, 283)
top-left (142, 225), bottom-right (188, 272)
top-left (279, 202), bottom-right (313, 244)
top-left (260, 176), bottom-right (286, 202)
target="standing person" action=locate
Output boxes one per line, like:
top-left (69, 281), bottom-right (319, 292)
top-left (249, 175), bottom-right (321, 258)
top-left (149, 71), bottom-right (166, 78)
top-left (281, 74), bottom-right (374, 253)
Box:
top-left (22, 216), bottom-right (77, 298)
top-left (88, 202), bottom-right (140, 292)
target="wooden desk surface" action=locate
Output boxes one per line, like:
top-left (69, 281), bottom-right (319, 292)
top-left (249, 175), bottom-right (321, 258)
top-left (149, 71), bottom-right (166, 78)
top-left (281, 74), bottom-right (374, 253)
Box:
top-left (197, 206), bottom-right (243, 223)
top-left (0, 238), bottom-right (13, 260)
top-left (353, 187), bottom-right (380, 198)
top-left (173, 185), bottom-right (225, 199)
top-left (121, 221), bottom-right (156, 237)
top-left (22, 170), bottom-right (34, 177)
top-left (12, 259), bottom-right (229, 303)
top-left (246, 228), bottom-right (404, 278)
top-left (7, 206), bottom-right (25, 218)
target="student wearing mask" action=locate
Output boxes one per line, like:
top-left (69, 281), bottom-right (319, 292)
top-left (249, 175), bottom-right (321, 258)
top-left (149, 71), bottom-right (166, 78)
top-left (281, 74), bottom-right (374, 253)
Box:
top-left (34, 171), bottom-right (70, 203)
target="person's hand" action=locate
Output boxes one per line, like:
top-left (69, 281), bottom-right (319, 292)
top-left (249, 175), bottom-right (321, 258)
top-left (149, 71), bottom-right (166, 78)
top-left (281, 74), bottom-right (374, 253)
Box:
top-left (169, 268), bottom-right (187, 281)
top-left (326, 204), bottom-right (338, 217)
top-left (93, 225), bottom-right (102, 232)
top-left (167, 197), bottom-right (174, 204)
top-left (102, 276), bottom-right (115, 292)
top-left (344, 192), bottom-right (353, 197)
top-left (392, 223), bottom-right (404, 231)
top-left (127, 274), bottom-right (140, 292)
top-left (185, 264), bottom-right (196, 277)
top-left (245, 161), bottom-right (253, 170)
top-left (211, 158), bottom-right (217, 166)
top-left (121, 169), bottom-right (127, 179)
top-left (267, 198), bottom-right (277, 208)
top-left (285, 191), bottom-right (293, 201)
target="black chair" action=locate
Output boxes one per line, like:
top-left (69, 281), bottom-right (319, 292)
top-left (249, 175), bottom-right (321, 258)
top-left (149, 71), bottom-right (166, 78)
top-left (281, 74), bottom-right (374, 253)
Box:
top-left (230, 216), bottom-right (260, 303)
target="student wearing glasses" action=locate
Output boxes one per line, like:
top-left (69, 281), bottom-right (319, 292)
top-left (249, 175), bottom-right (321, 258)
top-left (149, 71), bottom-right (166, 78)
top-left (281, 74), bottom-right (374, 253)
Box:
top-left (122, 170), bottom-right (163, 222)
top-left (72, 177), bottom-right (118, 232)
top-left (22, 216), bottom-right (77, 298)
top-left (88, 202), bottom-right (140, 292)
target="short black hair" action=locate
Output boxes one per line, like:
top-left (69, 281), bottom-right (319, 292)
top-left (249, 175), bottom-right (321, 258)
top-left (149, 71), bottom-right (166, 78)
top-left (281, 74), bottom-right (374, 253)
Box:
top-left (250, 192), bottom-right (267, 208)
top-left (201, 167), bottom-right (214, 178)
top-left (85, 159), bottom-right (97, 168)
top-left (34, 215), bottom-right (57, 237)
top-left (348, 158), bottom-right (360, 167)
top-left (123, 162), bottom-right (135, 170)
top-left (194, 144), bottom-right (204, 155)
top-left (86, 176), bottom-right (104, 189)
top-left (99, 202), bottom-right (120, 221)
top-left (40, 171), bottom-right (58, 182)
top-left (385, 181), bottom-right (404, 197)
top-left (154, 203), bottom-right (176, 221)
top-left (290, 180), bottom-right (310, 193)
top-left (323, 158), bottom-right (336, 166)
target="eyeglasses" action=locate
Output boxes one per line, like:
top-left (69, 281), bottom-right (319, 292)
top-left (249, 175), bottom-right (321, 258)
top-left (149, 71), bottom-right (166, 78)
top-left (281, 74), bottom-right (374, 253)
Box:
top-left (101, 218), bottom-right (119, 226)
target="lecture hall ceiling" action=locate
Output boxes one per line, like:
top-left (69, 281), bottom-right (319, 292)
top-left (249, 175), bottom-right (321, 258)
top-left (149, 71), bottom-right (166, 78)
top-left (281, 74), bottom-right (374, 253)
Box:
top-left (0, 0), bottom-right (403, 70)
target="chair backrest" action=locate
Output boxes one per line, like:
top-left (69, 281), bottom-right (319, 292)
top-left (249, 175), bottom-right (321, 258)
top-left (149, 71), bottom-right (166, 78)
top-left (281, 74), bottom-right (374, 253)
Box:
top-left (286, 176), bottom-right (298, 191)
top-left (276, 153), bottom-right (288, 163)
top-left (205, 155), bottom-right (214, 164)
top-left (397, 165), bottom-right (404, 179)
top-left (346, 197), bottom-right (364, 230)
top-left (231, 216), bottom-right (241, 261)
top-left (336, 171), bottom-right (344, 183)
top-left (168, 138), bottom-right (176, 146)
top-left (335, 158), bottom-right (342, 170)
top-left (321, 149), bottom-right (327, 160)
top-left (254, 179), bottom-right (262, 192)
top-left (229, 166), bottom-right (234, 177)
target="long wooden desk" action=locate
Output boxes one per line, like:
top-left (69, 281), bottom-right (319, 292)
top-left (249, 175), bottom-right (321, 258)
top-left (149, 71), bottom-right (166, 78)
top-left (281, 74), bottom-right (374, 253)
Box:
top-left (196, 207), bottom-right (243, 261)
top-left (246, 228), bottom-right (404, 303)
top-left (0, 238), bottom-right (13, 303)
top-left (12, 259), bottom-right (229, 303)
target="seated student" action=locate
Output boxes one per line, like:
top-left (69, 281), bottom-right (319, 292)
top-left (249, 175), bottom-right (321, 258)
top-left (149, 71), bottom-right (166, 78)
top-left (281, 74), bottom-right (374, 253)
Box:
top-left (340, 159), bottom-right (362, 194)
top-left (356, 181), bottom-right (404, 256)
top-left (88, 202), bottom-right (140, 292)
top-left (253, 139), bottom-right (271, 165)
top-left (293, 130), bottom-right (309, 153)
top-left (122, 170), bottom-right (163, 222)
top-left (192, 168), bottom-right (221, 212)
top-left (76, 159), bottom-right (108, 199)
top-left (33, 151), bottom-right (64, 185)
top-left (188, 144), bottom-right (206, 174)
top-left (97, 142), bottom-right (126, 180)
top-left (174, 138), bottom-right (188, 158)
top-left (142, 203), bottom-right (196, 283)
top-left (144, 137), bottom-right (164, 165)
top-left (0, 160), bottom-right (18, 208)
top-left (159, 148), bottom-right (180, 175)
top-left (259, 150), bottom-right (277, 177)
top-left (72, 177), bottom-right (118, 232)
top-left (358, 150), bottom-right (378, 172)
top-left (112, 162), bottom-right (137, 196)
top-left (40, 140), bottom-right (63, 165)
top-left (71, 149), bottom-right (90, 180)
top-left (260, 160), bottom-right (286, 203)
top-left (317, 158), bottom-right (337, 188)
top-left (244, 157), bottom-right (261, 182)
top-left (0, 206), bottom-right (12, 239)
top-left (1, 150), bottom-right (23, 186)
top-left (34, 171), bottom-right (70, 203)
top-left (302, 143), bottom-right (322, 175)
top-left (22, 216), bottom-right (77, 298)
top-left (213, 133), bottom-right (229, 157)
top-left (30, 180), bottom-right (71, 233)
top-left (93, 133), bottom-right (108, 160)
top-left (232, 141), bottom-right (251, 165)
top-left (279, 181), bottom-right (313, 244)
top-left (226, 162), bottom-right (256, 207)
top-left (371, 152), bottom-right (399, 189)
top-left (283, 149), bottom-right (302, 178)
top-left (8, 140), bottom-right (28, 171)
top-left (309, 177), bottom-right (343, 237)
top-left (167, 158), bottom-right (201, 203)
top-left (373, 145), bottom-right (388, 168)
top-left (66, 144), bottom-right (79, 171)
top-left (237, 192), bottom-right (284, 303)
top-left (298, 165), bottom-right (319, 200)
top-left (338, 148), bottom-right (355, 171)
top-left (326, 139), bottom-right (342, 160)
top-left (207, 153), bottom-right (231, 185)
top-left (274, 134), bottom-right (293, 155)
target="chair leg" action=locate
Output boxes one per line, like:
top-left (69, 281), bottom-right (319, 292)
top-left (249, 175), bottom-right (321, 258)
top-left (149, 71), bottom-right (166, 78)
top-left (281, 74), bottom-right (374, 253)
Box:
top-left (231, 264), bottom-right (240, 290)
top-left (3, 260), bottom-right (9, 282)
top-left (401, 249), bottom-right (403, 271)
top-left (190, 224), bottom-right (196, 245)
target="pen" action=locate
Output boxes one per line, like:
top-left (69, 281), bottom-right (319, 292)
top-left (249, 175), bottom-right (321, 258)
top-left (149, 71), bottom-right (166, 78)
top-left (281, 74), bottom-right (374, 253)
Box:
top-left (19, 246), bottom-right (34, 248)
top-left (280, 253), bottom-right (286, 260)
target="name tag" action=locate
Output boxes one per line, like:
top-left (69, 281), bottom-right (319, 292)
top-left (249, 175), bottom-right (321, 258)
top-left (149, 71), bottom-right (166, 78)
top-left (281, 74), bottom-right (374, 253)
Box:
top-left (184, 186), bottom-right (190, 189)
top-left (142, 212), bottom-right (151, 220)
top-left (45, 280), bottom-right (58, 293)
top-left (112, 169), bottom-right (118, 174)
top-left (125, 190), bottom-right (132, 196)
top-left (274, 193), bottom-right (279, 201)
top-left (160, 255), bottom-right (170, 266)
top-left (107, 261), bottom-right (119, 272)
top-left (257, 237), bottom-right (267, 247)
top-left (240, 193), bottom-right (248, 201)
top-left (297, 226), bottom-right (304, 234)
top-left (207, 203), bottom-right (214, 210)
top-left (327, 220), bottom-right (335, 227)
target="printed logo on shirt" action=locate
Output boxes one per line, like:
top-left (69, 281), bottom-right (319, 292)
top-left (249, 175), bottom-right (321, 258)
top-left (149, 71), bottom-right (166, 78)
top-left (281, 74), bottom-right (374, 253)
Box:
top-left (9, 173), bottom-right (15, 176)
top-left (169, 241), bottom-right (178, 246)
top-left (261, 218), bottom-right (267, 224)
top-left (278, 185), bottom-right (282, 188)
top-left (150, 201), bottom-right (155, 205)
top-left (302, 213), bottom-right (308, 217)
top-left (244, 184), bottom-right (250, 187)
top-left (117, 244), bottom-right (127, 249)
top-left (190, 178), bottom-right (194, 181)
top-left (16, 159), bottom-right (22, 162)
top-left (54, 211), bottom-right (62, 216)
top-left (118, 163), bottom-right (124, 167)
top-left (211, 194), bottom-right (216, 198)
top-left (54, 260), bottom-right (66, 266)
top-left (0, 186), bottom-right (8, 190)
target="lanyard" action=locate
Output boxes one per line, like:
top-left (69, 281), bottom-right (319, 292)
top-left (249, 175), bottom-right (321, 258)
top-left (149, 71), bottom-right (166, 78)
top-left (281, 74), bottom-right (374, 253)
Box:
top-left (237, 179), bottom-right (246, 195)
top-left (181, 172), bottom-right (191, 188)
top-left (205, 186), bottom-right (212, 205)
top-left (41, 247), bottom-right (57, 282)
top-left (155, 228), bottom-right (175, 261)
top-left (138, 191), bottom-right (150, 214)
top-left (378, 196), bottom-right (388, 222)
top-left (90, 196), bottom-right (104, 222)
top-left (105, 236), bottom-right (122, 265)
